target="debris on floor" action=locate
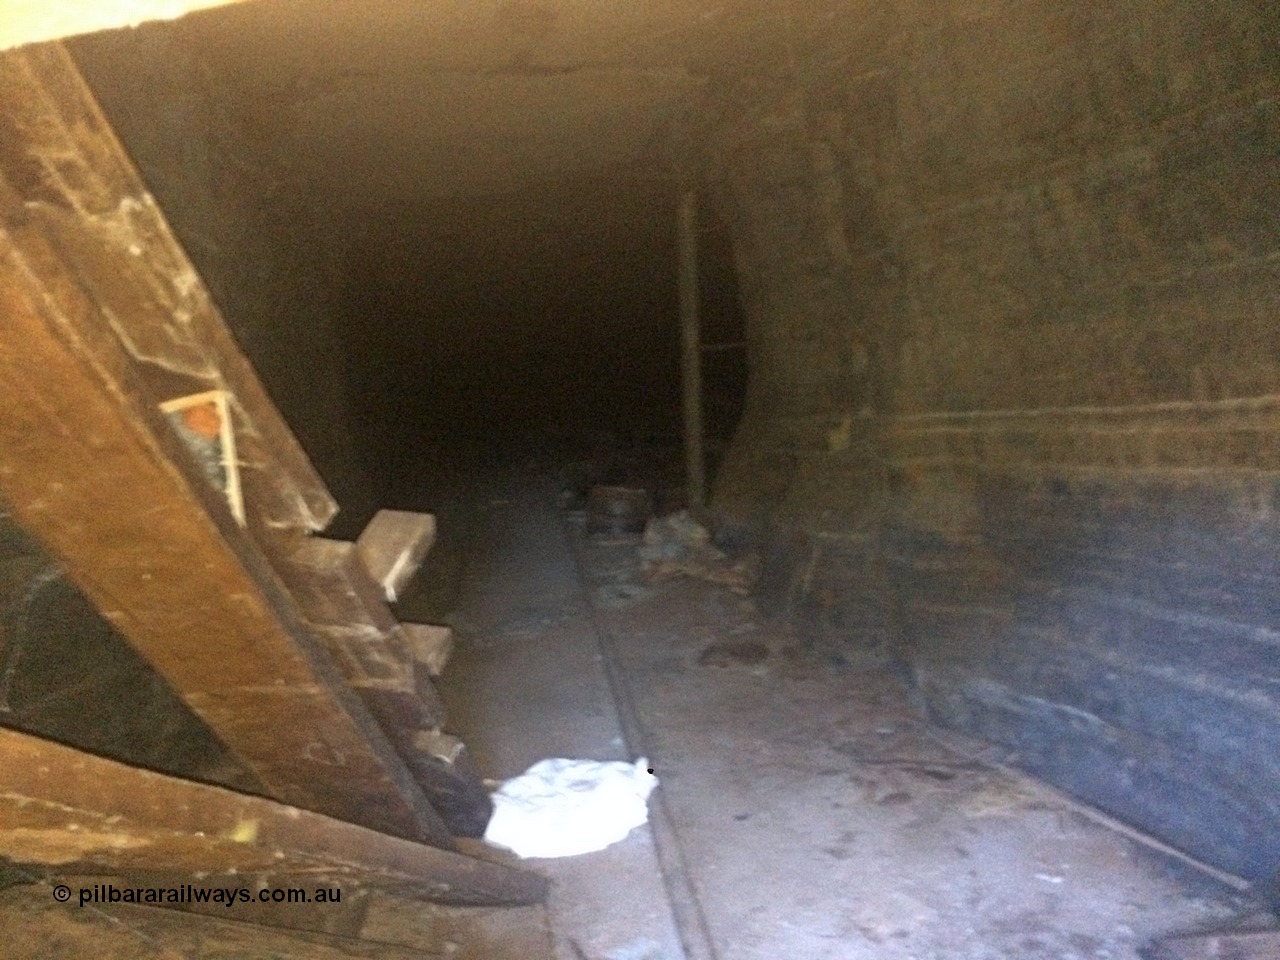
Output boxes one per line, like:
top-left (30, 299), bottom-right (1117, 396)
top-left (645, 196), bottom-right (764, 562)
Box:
top-left (410, 451), bottom-right (1262, 959)
top-left (483, 757), bottom-right (658, 859)
top-left (639, 509), bottom-right (759, 594)
top-left (586, 485), bottom-right (652, 536)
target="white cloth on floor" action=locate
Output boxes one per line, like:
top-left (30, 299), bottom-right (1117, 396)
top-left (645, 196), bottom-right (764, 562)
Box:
top-left (483, 757), bottom-right (658, 859)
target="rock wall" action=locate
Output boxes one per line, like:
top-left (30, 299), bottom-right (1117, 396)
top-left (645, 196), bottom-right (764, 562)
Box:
top-left (706, 0), bottom-right (1280, 881)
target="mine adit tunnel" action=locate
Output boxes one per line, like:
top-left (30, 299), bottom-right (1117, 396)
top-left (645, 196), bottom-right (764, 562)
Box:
top-left (63, 3), bottom-right (754, 521)
top-left (0, 1), bottom-right (1278, 958)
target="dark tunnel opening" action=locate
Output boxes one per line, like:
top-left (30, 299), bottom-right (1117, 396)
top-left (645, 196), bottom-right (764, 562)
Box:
top-left (57, 11), bottom-right (753, 534)
top-left (334, 177), bottom-right (747, 496)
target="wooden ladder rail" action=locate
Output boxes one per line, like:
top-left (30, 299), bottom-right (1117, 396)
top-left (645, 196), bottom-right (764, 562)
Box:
top-left (0, 42), bottom-right (490, 855)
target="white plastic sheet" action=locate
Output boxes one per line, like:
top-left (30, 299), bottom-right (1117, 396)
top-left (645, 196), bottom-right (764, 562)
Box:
top-left (483, 757), bottom-right (658, 859)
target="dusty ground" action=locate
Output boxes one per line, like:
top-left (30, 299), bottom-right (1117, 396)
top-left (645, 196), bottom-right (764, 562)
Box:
top-left (0, 449), bottom-right (1272, 958)
top-left (409, 452), bottom-right (1271, 960)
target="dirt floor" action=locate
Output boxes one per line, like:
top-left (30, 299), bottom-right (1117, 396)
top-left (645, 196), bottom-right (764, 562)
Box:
top-left (396, 449), bottom-right (1275, 960)
top-left (1, 447), bottom-right (1275, 958)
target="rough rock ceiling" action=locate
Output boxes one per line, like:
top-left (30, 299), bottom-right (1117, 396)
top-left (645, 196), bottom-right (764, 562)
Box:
top-left (0, 0), bottom-right (250, 50)
top-left (152, 0), bottom-right (768, 204)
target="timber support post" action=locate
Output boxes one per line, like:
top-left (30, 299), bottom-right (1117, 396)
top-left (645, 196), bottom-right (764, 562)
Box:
top-left (678, 185), bottom-right (705, 512)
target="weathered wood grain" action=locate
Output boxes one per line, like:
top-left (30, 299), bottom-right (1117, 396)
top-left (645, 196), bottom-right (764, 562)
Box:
top-left (0, 727), bottom-right (547, 906)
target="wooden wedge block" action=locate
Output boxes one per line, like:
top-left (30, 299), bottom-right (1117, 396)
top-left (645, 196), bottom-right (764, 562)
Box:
top-left (354, 682), bottom-right (446, 736)
top-left (310, 624), bottom-right (413, 689)
top-left (406, 729), bottom-right (493, 838)
top-left (402, 623), bottom-right (454, 677)
top-left (283, 537), bottom-right (400, 634)
top-left (357, 510), bottom-right (437, 603)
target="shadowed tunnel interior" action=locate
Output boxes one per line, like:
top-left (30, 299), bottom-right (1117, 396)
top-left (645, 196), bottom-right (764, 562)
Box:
top-left (337, 182), bottom-right (744, 474)
top-left (55, 0), bottom-right (758, 521)
top-left (0, 1), bottom-right (1278, 954)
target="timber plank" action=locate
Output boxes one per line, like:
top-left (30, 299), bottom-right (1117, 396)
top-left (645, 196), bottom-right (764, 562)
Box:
top-left (101, 905), bottom-right (435, 960)
top-left (103, 906), bottom-right (440, 957)
top-left (0, 884), bottom-right (435, 959)
top-left (0, 190), bottom-right (447, 846)
top-left (278, 535), bottom-right (449, 723)
top-left (0, 886), bottom-right (186, 960)
top-left (0, 39), bottom-right (495, 852)
top-left (284, 537), bottom-right (402, 637)
top-left (276, 536), bottom-right (449, 725)
top-left (0, 42), bottom-right (335, 533)
top-left (0, 727), bottom-right (548, 907)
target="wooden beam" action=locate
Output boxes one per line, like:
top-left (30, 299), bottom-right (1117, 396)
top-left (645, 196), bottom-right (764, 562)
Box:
top-left (276, 536), bottom-right (451, 740)
top-left (0, 43), bottom-right (336, 535)
top-left (98, 911), bottom-right (435, 960)
top-left (282, 537), bottom-right (403, 638)
top-left (0, 45), bottom-right (452, 846)
top-left (97, 904), bottom-right (434, 960)
top-left (677, 186), bottom-right (705, 511)
top-left (0, 727), bottom-right (548, 906)
top-left (0, 212), bottom-right (450, 844)
top-left (277, 536), bottom-right (490, 835)
top-left (2, 880), bottom-right (554, 959)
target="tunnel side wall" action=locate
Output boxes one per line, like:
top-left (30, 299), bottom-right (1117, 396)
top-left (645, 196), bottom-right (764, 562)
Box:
top-left (68, 26), bottom-right (377, 533)
top-left (707, 0), bottom-right (1280, 881)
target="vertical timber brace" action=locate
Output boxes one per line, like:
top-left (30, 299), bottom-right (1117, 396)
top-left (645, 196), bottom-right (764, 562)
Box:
top-left (678, 188), bottom-right (704, 511)
top-left (674, 100), bottom-right (705, 511)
